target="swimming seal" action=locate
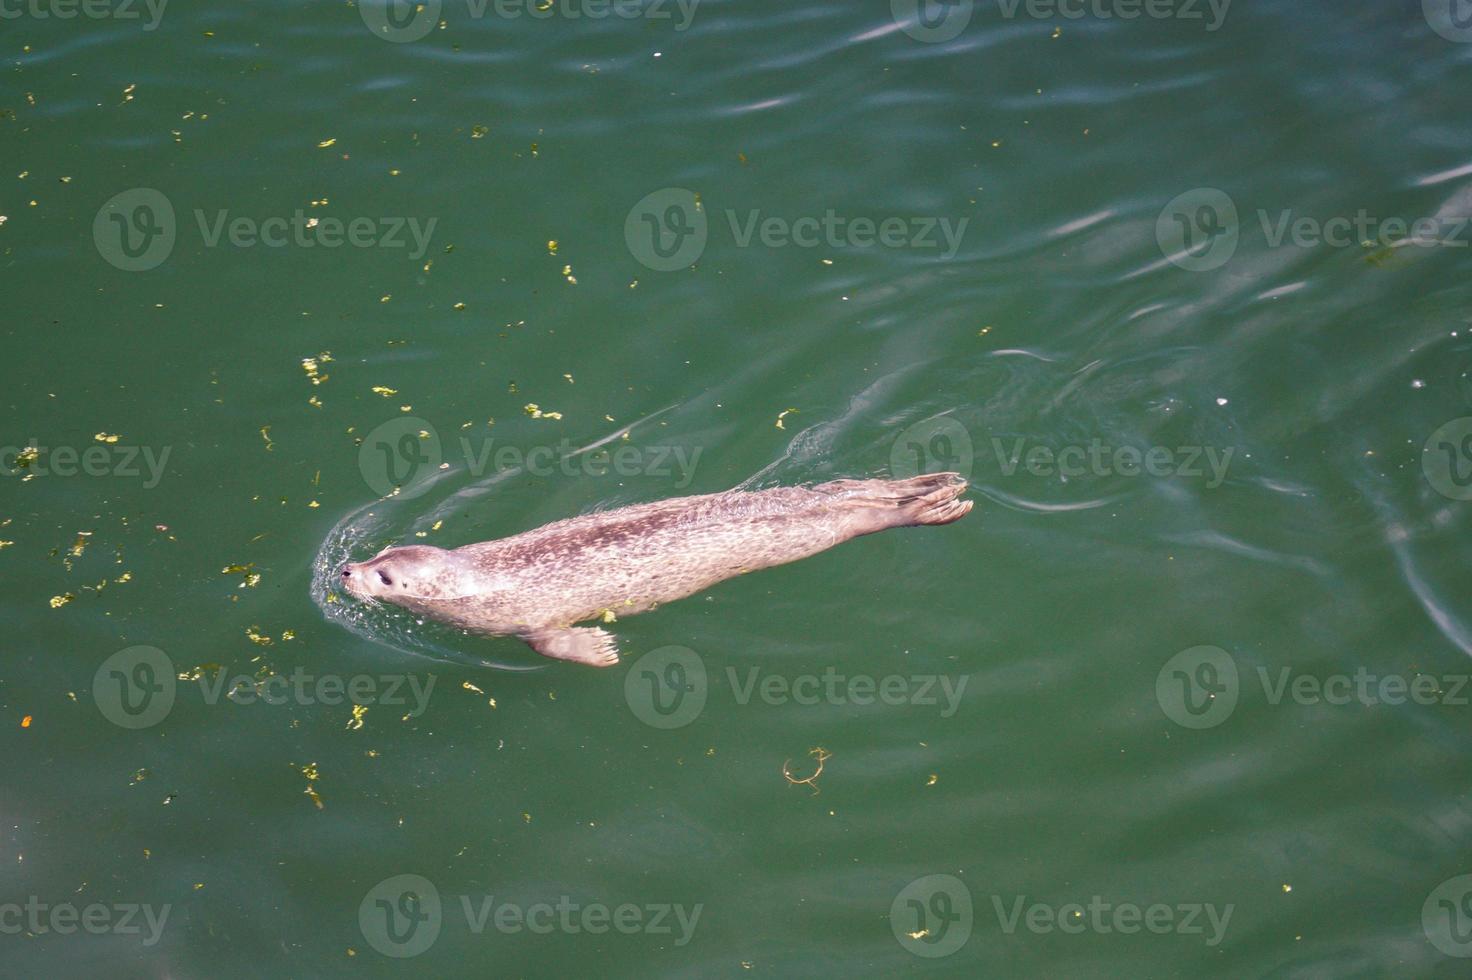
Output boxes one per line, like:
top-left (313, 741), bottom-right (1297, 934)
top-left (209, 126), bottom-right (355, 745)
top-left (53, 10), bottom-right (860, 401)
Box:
top-left (340, 472), bottom-right (971, 667)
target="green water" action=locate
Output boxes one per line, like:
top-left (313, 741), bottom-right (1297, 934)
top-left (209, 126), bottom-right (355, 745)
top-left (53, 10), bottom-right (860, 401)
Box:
top-left (6, 0), bottom-right (1472, 975)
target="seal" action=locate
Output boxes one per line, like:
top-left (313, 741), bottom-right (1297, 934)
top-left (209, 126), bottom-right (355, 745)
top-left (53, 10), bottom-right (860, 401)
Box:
top-left (340, 472), bottom-right (971, 667)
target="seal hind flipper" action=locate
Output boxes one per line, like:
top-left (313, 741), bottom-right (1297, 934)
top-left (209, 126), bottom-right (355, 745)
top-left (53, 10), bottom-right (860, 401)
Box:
top-left (892, 474), bottom-right (972, 527)
top-left (522, 627), bottom-right (621, 667)
top-left (815, 472), bottom-right (972, 529)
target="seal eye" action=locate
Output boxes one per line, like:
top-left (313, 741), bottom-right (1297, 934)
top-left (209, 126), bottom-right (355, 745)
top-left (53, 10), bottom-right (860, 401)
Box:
top-left (377, 571), bottom-right (393, 586)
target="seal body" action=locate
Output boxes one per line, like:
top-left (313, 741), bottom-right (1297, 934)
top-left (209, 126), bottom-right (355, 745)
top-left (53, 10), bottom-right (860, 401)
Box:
top-left (341, 473), bottom-right (970, 666)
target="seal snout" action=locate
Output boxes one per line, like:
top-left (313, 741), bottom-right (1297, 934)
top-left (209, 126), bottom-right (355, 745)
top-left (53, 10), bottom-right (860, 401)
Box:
top-left (339, 561), bottom-right (370, 596)
top-left (339, 554), bottom-right (410, 600)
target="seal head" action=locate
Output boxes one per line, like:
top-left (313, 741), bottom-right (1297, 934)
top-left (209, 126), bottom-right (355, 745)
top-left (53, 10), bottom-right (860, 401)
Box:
top-left (340, 545), bottom-right (461, 603)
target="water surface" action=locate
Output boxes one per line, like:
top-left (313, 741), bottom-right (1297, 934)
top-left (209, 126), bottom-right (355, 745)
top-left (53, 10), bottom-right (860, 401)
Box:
top-left (5, 0), bottom-right (1472, 975)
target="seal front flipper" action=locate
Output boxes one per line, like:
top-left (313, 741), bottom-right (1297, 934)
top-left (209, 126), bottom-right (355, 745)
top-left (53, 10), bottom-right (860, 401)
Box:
top-left (522, 627), bottom-right (621, 668)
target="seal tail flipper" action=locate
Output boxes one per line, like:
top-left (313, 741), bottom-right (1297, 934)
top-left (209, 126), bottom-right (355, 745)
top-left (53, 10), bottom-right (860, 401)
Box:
top-left (522, 627), bottom-right (621, 667)
top-left (817, 473), bottom-right (972, 528)
top-left (897, 474), bottom-right (973, 526)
